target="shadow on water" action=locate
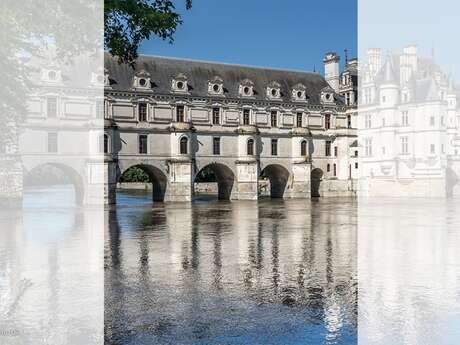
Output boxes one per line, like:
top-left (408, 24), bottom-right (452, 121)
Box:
top-left (105, 190), bottom-right (358, 345)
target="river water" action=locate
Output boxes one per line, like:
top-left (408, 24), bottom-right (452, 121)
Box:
top-left (105, 190), bottom-right (358, 345)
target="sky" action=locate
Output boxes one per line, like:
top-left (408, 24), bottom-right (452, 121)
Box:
top-left (139, 0), bottom-right (357, 75)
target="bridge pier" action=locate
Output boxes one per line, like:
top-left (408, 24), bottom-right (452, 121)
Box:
top-left (284, 161), bottom-right (311, 198)
top-left (164, 159), bottom-right (193, 202)
top-left (231, 160), bottom-right (259, 200)
top-left (0, 156), bottom-right (23, 207)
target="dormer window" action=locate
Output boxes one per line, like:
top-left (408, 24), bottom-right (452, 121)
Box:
top-left (292, 83), bottom-right (307, 102)
top-left (266, 81), bottom-right (281, 100)
top-left (48, 71), bottom-right (57, 80)
top-left (239, 79), bottom-right (254, 97)
top-left (208, 76), bottom-right (224, 96)
top-left (104, 68), bottom-right (111, 87)
top-left (321, 86), bottom-right (335, 103)
top-left (172, 73), bottom-right (188, 93)
top-left (133, 70), bottom-right (151, 90)
top-left (42, 68), bottom-right (62, 83)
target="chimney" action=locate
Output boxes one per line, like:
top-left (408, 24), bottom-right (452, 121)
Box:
top-left (367, 48), bottom-right (381, 76)
top-left (323, 52), bottom-right (340, 92)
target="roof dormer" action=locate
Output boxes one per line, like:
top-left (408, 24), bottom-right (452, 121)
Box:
top-left (133, 69), bottom-right (152, 90)
top-left (292, 83), bottom-right (307, 102)
top-left (238, 78), bottom-right (254, 97)
top-left (266, 81), bottom-right (282, 100)
top-left (321, 85), bottom-right (335, 104)
top-left (171, 73), bottom-right (188, 93)
top-left (42, 67), bottom-right (62, 84)
top-left (208, 75), bottom-right (224, 96)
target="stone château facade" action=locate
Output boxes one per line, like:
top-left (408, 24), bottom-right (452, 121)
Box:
top-left (103, 52), bottom-right (358, 203)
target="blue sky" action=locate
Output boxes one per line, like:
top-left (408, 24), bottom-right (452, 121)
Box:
top-left (139, 0), bottom-right (357, 74)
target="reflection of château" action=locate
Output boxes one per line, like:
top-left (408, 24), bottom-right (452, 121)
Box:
top-left (104, 53), bottom-right (358, 203)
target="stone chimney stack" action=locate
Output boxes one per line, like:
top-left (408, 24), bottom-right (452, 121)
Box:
top-left (323, 52), bottom-right (340, 92)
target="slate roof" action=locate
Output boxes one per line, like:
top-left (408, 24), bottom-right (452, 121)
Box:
top-left (105, 53), bottom-right (333, 105)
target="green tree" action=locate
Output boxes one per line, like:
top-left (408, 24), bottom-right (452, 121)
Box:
top-left (105, 0), bottom-right (192, 65)
top-left (120, 167), bottom-right (150, 183)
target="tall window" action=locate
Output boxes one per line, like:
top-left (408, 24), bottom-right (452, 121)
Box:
top-left (333, 164), bottom-right (337, 177)
top-left (296, 112), bottom-right (303, 127)
top-left (300, 140), bottom-right (307, 156)
top-left (138, 103), bottom-right (147, 122)
top-left (271, 139), bottom-right (278, 156)
top-left (176, 105), bottom-right (185, 122)
top-left (402, 111), bottom-right (409, 126)
top-left (99, 134), bottom-right (109, 153)
top-left (365, 114), bottom-right (372, 128)
top-left (327, 164), bottom-right (331, 172)
top-left (325, 114), bottom-right (331, 130)
top-left (212, 107), bottom-right (220, 125)
top-left (430, 144), bottom-right (435, 154)
top-left (213, 137), bottom-right (220, 155)
top-left (47, 97), bottom-right (57, 118)
top-left (139, 134), bottom-right (148, 154)
top-left (364, 138), bottom-right (372, 156)
top-left (347, 115), bottom-right (352, 128)
top-left (48, 132), bottom-right (58, 153)
top-left (179, 136), bottom-right (188, 154)
top-left (247, 138), bottom-right (254, 155)
top-left (243, 109), bottom-right (250, 125)
top-left (429, 116), bottom-right (435, 126)
top-left (334, 146), bottom-right (338, 157)
top-left (325, 140), bottom-right (331, 157)
top-left (401, 137), bottom-right (408, 155)
top-left (96, 99), bottom-right (104, 118)
top-left (271, 111), bottom-right (277, 127)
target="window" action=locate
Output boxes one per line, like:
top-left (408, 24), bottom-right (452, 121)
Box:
top-left (355, 162), bottom-right (358, 169)
top-left (271, 139), bottom-right (278, 156)
top-left (365, 114), bottom-right (372, 128)
top-left (325, 140), bottom-right (331, 157)
top-left (347, 115), bottom-right (352, 128)
top-left (401, 137), bottom-right (408, 155)
top-left (139, 135), bottom-right (148, 154)
top-left (243, 109), bottom-right (250, 125)
top-left (334, 146), bottom-right (338, 157)
top-left (382, 117), bottom-right (385, 127)
top-left (300, 140), bottom-right (307, 156)
top-left (441, 116), bottom-right (445, 126)
top-left (176, 105), bottom-right (185, 122)
top-left (179, 136), bottom-right (188, 154)
top-left (247, 138), bottom-right (254, 155)
top-left (402, 111), bottom-right (409, 126)
top-left (48, 132), bottom-right (57, 153)
top-left (382, 95), bottom-right (386, 103)
top-left (212, 107), bottom-right (220, 125)
top-left (364, 138), bottom-right (372, 156)
top-left (325, 114), bottom-right (331, 130)
top-left (354, 150), bottom-right (358, 157)
top-left (47, 97), bottom-right (57, 118)
top-left (430, 116), bottom-right (435, 126)
top-left (333, 164), bottom-right (337, 177)
top-left (271, 111), bottom-right (277, 127)
top-left (138, 103), bottom-right (147, 122)
top-left (296, 113), bottom-right (303, 127)
top-left (99, 134), bottom-right (109, 153)
top-left (430, 144), bottom-right (435, 154)
top-left (96, 99), bottom-right (104, 118)
top-left (327, 164), bottom-right (331, 172)
top-left (213, 137), bottom-right (220, 155)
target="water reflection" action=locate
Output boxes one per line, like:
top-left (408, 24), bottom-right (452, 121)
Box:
top-left (105, 191), bottom-right (357, 345)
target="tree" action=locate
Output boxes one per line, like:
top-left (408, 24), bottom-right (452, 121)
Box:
top-left (105, 0), bottom-right (192, 65)
top-left (120, 167), bottom-right (151, 183)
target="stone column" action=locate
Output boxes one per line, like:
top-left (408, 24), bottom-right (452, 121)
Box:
top-left (232, 160), bottom-right (258, 200)
top-left (284, 161), bottom-right (311, 198)
top-left (164, 159), bottom-right (192, 202)
top-left (103, 158), bottom-right (118, 205)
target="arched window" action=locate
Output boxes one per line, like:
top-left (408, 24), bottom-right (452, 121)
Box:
top-left (103, 134), bottom-right (109, 153)
top-left (179, 136), bottom-right (188, 154)
top-left (300, 140), bottom-right (307, 156)
top-left (247, 138), bottom-right (254, 156)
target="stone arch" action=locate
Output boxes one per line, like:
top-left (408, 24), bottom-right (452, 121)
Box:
top-left (119, 164), bottom-right (167, 202)
top-left (24, 162), bottom-right (85, 205)
top-left (311, 167), bottom-right (323, 197)
top-left (194, 162), bottom-right (235, 200)
top-left (260, 164), bottom-right (290, 198)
